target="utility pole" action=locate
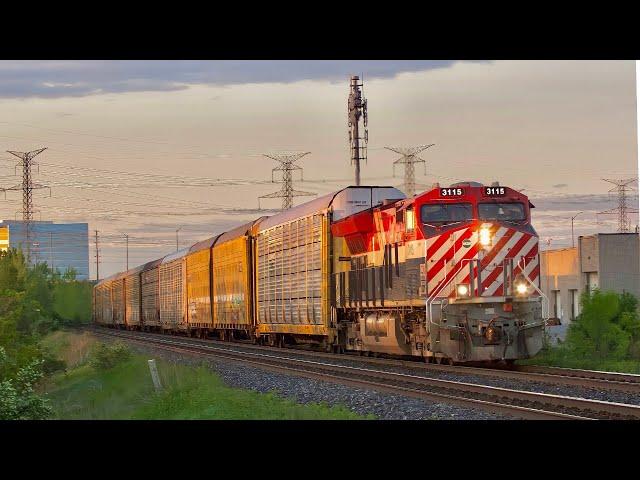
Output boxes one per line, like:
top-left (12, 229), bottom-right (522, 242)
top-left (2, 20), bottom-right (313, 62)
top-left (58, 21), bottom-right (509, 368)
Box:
top-left (1, 148), bottom-right (50, 264)
top-left (49, 231), bottom-right (54, 273)
top-left (123, 233), bottom-right (129, 270)
top-left (175, 227), bottom-right (182, 252)
top-left (347, 75), bottom-right (368, 186)
top-left (597, 178), bottom-right (638, 232)
top-left (94, 229), bottom-right (100, 281)
top-left (570, 212), bottom-right (583, 248)
top-left (385, 144), bottom-right (435, 197)
top-left (258, 152), bottom-right (316, 209)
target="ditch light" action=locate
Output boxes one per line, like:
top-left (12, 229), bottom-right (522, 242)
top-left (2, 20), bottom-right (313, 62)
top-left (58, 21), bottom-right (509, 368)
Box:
top-left (456, 283), bottom-right (471, 298)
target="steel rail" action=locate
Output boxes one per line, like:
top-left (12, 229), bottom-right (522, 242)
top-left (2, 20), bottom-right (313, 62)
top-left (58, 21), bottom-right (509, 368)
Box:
top-left (91, 328), bottom-right (640, 420)
top-left (88, 327), bottom-right (640, 395)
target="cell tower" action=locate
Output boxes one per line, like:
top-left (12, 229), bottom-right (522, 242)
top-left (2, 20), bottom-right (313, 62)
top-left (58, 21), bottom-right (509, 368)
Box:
top-left (385, 144), bottom-right (435, 197)
top-left (1, 147), bottom-right (50, 263)
top-left (597, 178), bottom-right (638, 233)
top-left (347, 75), bottom-right (368, 186)
top-left (258, 152), bottom-right (316, 209)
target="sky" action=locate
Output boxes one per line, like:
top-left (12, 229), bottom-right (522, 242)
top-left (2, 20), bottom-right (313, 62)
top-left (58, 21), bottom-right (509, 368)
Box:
top-left (0, 60), bottom-right (637, 278)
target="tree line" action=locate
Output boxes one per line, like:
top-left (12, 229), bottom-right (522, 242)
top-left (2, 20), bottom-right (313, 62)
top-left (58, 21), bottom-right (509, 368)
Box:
top-left (0, 248), bottom-right (92, 419)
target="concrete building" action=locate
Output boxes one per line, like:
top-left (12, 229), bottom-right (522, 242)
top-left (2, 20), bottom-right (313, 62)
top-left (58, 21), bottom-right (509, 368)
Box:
top-left (541, 233), bottom-right (640, 327)
top-left (0, 220), bottom-right (90, 280)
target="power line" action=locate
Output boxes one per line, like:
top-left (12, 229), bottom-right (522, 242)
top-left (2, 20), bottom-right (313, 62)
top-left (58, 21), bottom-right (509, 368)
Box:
top-left (384, 144), bottom-right (435, 197)
top-left (258, 152), bottom-right (316, 209)
top-left (597, 178), bottom-right (638, 233)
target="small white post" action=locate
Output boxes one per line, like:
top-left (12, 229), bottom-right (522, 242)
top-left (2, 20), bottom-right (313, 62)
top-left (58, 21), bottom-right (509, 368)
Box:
top-left (147, 359), bottom-right (162, 393)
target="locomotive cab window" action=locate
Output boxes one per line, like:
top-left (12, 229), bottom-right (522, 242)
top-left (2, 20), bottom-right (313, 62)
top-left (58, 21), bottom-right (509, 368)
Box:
top-left (478, 203), bottom-right (525, 221)
top-left (420, 203), bottom-right (473, 225)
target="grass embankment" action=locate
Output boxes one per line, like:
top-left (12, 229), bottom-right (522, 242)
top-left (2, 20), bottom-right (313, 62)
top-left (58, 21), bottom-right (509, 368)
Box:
top-left (42, 331), bottom-right (367, 420)
top-left (518, 346), bottom-right (640, 374)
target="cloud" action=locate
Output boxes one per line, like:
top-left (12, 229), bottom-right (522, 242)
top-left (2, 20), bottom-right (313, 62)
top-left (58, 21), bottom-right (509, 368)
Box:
top-left (0, 60), bottom-right (477, 99)
top-left (530, 193), bottom-right (617, 212)
top-left (552, 183), bottom-right (568, 189)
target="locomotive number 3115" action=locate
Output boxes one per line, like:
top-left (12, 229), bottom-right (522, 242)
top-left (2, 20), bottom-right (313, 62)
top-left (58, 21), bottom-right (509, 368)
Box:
top-left (484, 186), bottom-right (506, 196)
top-left (440, 187), bottom-right (464, 196)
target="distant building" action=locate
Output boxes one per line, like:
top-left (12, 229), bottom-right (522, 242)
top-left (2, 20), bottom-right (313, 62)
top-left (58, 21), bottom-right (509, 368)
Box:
top-left (0, 220), bottom-right (90, 280)
top-left (0, 225), bottom-right (7, 252)
top-left (541, 233), bottom-right (640, 328)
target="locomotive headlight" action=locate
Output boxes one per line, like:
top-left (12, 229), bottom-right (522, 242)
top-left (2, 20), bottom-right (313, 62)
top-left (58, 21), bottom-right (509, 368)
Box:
top-left (456, 283), bottom-right (470, 297)
top-left (515, 282), bottom-right (528, 296)
top-left (479, 227), bottom-right (492, 247)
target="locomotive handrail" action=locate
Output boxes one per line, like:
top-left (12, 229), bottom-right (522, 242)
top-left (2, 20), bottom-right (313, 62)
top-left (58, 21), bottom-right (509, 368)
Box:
top-left (518, 255), bottom-right (550, 321)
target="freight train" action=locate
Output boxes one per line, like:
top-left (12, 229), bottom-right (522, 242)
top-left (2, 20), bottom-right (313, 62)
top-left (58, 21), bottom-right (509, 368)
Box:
top-left (93, 183), bottom-right (548, 364)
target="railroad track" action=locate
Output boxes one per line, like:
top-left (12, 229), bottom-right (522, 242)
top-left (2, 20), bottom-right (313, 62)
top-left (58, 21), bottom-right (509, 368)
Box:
top-left (91, 327), bottom-right (640, 420)
top-left (89, 327), bottom-right (640, 395)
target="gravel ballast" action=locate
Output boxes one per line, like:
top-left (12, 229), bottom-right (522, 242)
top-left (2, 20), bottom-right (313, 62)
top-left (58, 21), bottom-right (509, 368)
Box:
top-left (121, 341), bottom-right (508, 420)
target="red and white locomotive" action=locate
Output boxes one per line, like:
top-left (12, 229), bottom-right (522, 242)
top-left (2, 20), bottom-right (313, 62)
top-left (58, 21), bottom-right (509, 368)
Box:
top-left (332, 181), bottom-right (547, 364)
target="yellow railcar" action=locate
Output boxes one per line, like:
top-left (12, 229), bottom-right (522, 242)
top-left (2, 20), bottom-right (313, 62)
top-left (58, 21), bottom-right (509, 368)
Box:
top-left (141, 258), bottom-right (163, 328)
top-left (110, 273), bottom-right (126, 327)
top-left (159, 248), bottom-right (189, 330)
top-left (94, 280), bottom-right (112, 325)
top-left (124, 265), bottom-right (144, 328)
top-left (212, 220), bottom-right (264, 337)
top-left (186, 236), bottom-right (220, 329)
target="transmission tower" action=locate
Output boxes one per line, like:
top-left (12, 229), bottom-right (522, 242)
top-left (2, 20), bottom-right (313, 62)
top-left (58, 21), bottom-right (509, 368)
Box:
top-left (597, 178), bottom-right (638, 233)
top-left (347, 75), bottom-right (368, 186)
top-left (258, 152), bottom-right (316, 209)
top-left (385, 144), bottom-right (435, 197)
top-left (0, 147), bottom-right (50, 263)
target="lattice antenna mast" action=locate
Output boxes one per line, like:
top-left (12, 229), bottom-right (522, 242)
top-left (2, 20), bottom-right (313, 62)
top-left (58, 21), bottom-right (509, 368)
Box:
top-left (258, 152), bottom-right (316, 209)
top-left (385, 144), bottom-right (435, 197)
top-left (1, 147), bottom-right (50, 263)
top-left (597, 178), bottom-right (638, 233)
top-left (348, 75), bottom-right (368, 186)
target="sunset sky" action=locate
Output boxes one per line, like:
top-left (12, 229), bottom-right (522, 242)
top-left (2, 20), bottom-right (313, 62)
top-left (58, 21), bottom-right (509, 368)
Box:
top-left (0, 60), bottom-right (637, 278)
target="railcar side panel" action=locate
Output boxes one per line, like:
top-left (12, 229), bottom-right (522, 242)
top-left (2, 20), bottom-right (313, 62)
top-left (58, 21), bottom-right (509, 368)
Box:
top-left (141, 266), bottom-right (160, 326)
top-left (212, 235), bottom-right (252, 330)
top-left (94, 283), bottom-right (112, 325)
top-left (256, 213), bottom-right (329, 336)
top-left (124, 271), bottom-right (142, 327)
top-left (186, 248), bottom-right (213, 328)
top-left (159, 252), bottom-right (188, 329)
top-left (111, 278), bottom-right (126, 326)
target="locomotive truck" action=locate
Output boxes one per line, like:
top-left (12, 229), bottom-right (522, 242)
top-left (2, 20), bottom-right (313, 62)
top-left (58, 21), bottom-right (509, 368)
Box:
top-left (94, 182), bottom-right (547, 364)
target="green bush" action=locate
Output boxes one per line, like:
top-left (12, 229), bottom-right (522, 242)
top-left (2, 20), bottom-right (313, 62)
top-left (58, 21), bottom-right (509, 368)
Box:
top-left (526, 290), bottom-right (640, 372)
top-left (565, 290), bottom-right (640, 361)
top-left (0, 348), bottom-right (53, 420)
top-left (89, 342), bottom-right (132, 371)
